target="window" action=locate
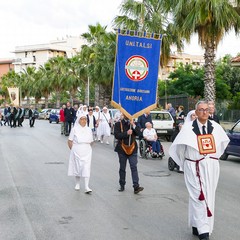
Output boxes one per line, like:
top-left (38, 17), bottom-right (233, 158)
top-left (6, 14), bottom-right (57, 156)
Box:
top-left (233, 122), bottom-right (240, 133)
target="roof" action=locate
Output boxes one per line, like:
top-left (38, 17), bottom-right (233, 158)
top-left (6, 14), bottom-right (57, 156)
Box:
top-left (0, 59), bottom-right (14, 64)
top-left (231, 56), bottom-right (240, 67)
top-left (231, 56), bottom-right (240, 62)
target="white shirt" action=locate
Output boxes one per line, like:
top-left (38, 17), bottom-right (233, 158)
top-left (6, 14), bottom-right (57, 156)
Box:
top-left (88, 115), bottom-right (94, 129)
top-left (143, 128), bottom-right (157, 141)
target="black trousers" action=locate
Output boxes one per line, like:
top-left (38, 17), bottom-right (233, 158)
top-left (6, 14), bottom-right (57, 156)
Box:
top-left (29, 117), bottom-right (35, 127)
top-left (118, 152), bottom-right (139, 189)
top-left (65, 121), bottom-right (73, 135)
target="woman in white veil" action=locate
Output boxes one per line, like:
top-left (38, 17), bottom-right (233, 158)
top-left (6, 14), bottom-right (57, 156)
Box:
top-left (185, 110), bottom-right (197, 123)
top-left (67, 113), bottom-right (94, 193)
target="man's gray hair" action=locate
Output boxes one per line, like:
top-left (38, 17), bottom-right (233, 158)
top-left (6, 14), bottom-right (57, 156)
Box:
top-left (195, 100), bottom-right (208, 110)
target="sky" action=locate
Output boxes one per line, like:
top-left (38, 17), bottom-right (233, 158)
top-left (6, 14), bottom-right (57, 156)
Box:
top-left (0, 0), bottom-right (240, 60)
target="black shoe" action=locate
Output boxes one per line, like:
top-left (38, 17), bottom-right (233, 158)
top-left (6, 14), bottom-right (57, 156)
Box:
top-left (118, 186), bottom-right (125, 192)
top-left (134, 186), bottom-right (144, 194)
top-left (192, 227), bottom-right (198, 236)
top-left (199, 233), bottom-right (209, 240)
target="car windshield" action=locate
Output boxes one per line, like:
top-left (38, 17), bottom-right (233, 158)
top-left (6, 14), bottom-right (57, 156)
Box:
top-left (232, 121), bottom-right (240, 133)
top-left (51, 109), bottom-right (59, 114)
top-left (151, 112), bottom-right (172, 121)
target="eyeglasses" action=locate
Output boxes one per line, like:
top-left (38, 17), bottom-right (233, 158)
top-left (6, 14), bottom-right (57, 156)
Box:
top-left (197, 108), bottom-right (209, 113)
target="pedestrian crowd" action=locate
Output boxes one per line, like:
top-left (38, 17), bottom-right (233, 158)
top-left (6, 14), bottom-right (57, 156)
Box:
top-left (1, 99), bottom-right (229, 240)
top-left (66, 100), bottom-right (229, 240)
top-left (0, 104), bottom-right (38, 128)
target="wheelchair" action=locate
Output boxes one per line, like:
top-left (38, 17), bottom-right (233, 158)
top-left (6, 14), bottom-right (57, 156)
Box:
top-left (139, 138), bottom-right (165, 159)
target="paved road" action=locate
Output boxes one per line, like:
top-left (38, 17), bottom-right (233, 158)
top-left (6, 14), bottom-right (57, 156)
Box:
top-left (0, 120), bottom-right (239, 240)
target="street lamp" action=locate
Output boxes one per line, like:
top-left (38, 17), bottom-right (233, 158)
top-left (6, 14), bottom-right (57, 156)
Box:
top-left (87, 75), bottom-right (89, 106)
top-left (164, 78), bottom-right (170, 108)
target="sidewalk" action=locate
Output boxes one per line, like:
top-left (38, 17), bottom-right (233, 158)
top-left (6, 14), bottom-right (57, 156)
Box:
top-left (220, 121), bottom-right (235, 130)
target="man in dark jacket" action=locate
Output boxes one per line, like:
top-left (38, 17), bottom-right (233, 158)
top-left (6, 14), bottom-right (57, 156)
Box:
top-left (28, 105), bottom-right (36, 127)
top-left (208, 101), bottom-right (220, 124)
top-left (64, 101), bottom-right (75, 136)
top-left (114, 114), bottom-right (144, 194)
top-left (137, 110), bottom-right (153, 139)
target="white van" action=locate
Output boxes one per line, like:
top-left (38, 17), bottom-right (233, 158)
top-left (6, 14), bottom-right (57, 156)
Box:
top-left (150, 111), bottom-right (175, 141)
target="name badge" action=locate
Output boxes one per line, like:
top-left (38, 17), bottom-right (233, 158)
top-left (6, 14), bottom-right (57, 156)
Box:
top-left (197, 134), bottom-right (216, 155)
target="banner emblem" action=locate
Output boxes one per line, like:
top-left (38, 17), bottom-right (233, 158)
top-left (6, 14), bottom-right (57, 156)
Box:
top-left (125, 55), bottom-right (149, 81)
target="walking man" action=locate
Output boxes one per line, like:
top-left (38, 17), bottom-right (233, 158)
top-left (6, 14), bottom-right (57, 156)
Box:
top-left (29, 105), bottom-right (36, 127)
top-left (169, 100), bottom-right (229, 240)
top-left (64, 102), bottom-right (74, 136)
top-left (114, 113), bottom-right (144, 194)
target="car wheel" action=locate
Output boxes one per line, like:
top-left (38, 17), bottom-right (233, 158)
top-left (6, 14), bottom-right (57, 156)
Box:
top-left (168, 157), bottom-right (176, 171)
top-left (220, 152), bottom-right (228, 160)
top-left (56, 120), bottom-right (59, 124)
top-left (165, 135), bottom-right (171, 142)
top-left (49, 120), bottom-right (52, 123)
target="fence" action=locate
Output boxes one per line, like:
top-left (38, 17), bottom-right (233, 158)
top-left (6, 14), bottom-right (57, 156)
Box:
top-left (159, 95), bottom-right (240, 123)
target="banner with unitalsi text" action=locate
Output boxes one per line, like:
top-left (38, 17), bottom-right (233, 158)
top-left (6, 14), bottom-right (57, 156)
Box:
top-left (111, 31), bottom-right (162, 119)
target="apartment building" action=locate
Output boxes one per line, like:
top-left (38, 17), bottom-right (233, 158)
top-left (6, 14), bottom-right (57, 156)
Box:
top-left (0, 59), bottom-right (14, 101)
top-left (13, 36), bottom-right (85, 73)
top-left (160, 52), bottom-right (204, 80)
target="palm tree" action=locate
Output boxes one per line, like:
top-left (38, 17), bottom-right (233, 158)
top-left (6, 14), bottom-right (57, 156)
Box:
top-left (45, 56), bottom-right (68, 108)
top-left (167, 0), bottom-right (240, 101)
top-left (20, 66), bottom-right (37, 105)
top-left (113, 0), bottom-right (183, 66)
top-left (1, 70), bottom-right (21, 103)
top-left (81, 23), bottom-right (115, 106)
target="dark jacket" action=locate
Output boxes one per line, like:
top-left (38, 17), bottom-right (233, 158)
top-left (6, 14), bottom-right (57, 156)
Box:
top-left (64, 107), bottom-right (74, 122)
top-left (208, 114), bottom-right (220, 124)
top-left (29, 109), bottom-right (35, 118)
top-left (137, 114), bottom-right (153, 129)
top-left (114, 119), bottom-right (141, 155)
top-left (87, 114), bottom-right (96, 129)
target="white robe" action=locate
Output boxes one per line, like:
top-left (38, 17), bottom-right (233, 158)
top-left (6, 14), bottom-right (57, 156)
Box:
top-left (169, 120), bottom-right (229, 235)
top-left (97, 112), bottom-right (111, 137)
top-left (68, 123), bottom-right (93, 177)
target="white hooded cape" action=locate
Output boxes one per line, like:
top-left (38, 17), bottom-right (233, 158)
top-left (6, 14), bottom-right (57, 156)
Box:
top-left (169, 120), bottom-right (229, 235)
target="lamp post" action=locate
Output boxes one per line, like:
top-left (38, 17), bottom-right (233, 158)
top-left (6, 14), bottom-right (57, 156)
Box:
top-left (87, 75), bottom-right (90, 106)
top-left (164, 78), bottom-right (170, 108)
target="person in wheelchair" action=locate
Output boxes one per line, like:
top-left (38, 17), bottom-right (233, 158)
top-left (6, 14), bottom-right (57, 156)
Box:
top-left (143, 122), bottom-right (162, 157)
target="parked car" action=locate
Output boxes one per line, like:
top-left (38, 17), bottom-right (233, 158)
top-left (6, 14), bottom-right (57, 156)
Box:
top-left (38, 109), bottom-right (51, 120)
top-left (220, 119), bottom-right (240, 160)
top-left (49, 109), bottom-right (60, 124)
top-left (150, 111), bottom-right (175, 141)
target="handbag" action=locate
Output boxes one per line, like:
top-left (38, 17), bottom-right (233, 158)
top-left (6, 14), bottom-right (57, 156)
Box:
top-left (121, 141), bottom-right (135, 155)
top-left (120, 121), bottom-right (135, 155)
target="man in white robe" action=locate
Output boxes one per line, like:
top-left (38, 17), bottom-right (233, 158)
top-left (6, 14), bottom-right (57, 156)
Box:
top-left (169, 100), bottom-right (229, 240)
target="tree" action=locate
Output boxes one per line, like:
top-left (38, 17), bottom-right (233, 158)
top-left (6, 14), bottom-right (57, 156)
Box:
top-left (167, 0), bottom-right (240, 101)
top-left (158, 62), bottom-right (232, 100)
top-left (81, 23), bottom-right (116, 106)
top-left (44, 57), bottom-right (68, 108)
top-left (113, 0), bottom-right (183, 66)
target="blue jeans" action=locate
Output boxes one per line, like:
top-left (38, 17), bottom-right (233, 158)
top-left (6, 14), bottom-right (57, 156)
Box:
top-left (150, 141), bottom-right (160, 153)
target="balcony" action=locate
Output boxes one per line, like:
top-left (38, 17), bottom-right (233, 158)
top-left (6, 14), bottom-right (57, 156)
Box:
top-left (13, 57), bottom-right (35, 65)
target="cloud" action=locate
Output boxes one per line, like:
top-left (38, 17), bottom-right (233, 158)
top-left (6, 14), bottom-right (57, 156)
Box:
top-left (0, 0), bottom-right (122, 57)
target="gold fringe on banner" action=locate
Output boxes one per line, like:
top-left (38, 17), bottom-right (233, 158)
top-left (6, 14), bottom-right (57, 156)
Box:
top-left (114, 29), bottom-right (163, 40)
